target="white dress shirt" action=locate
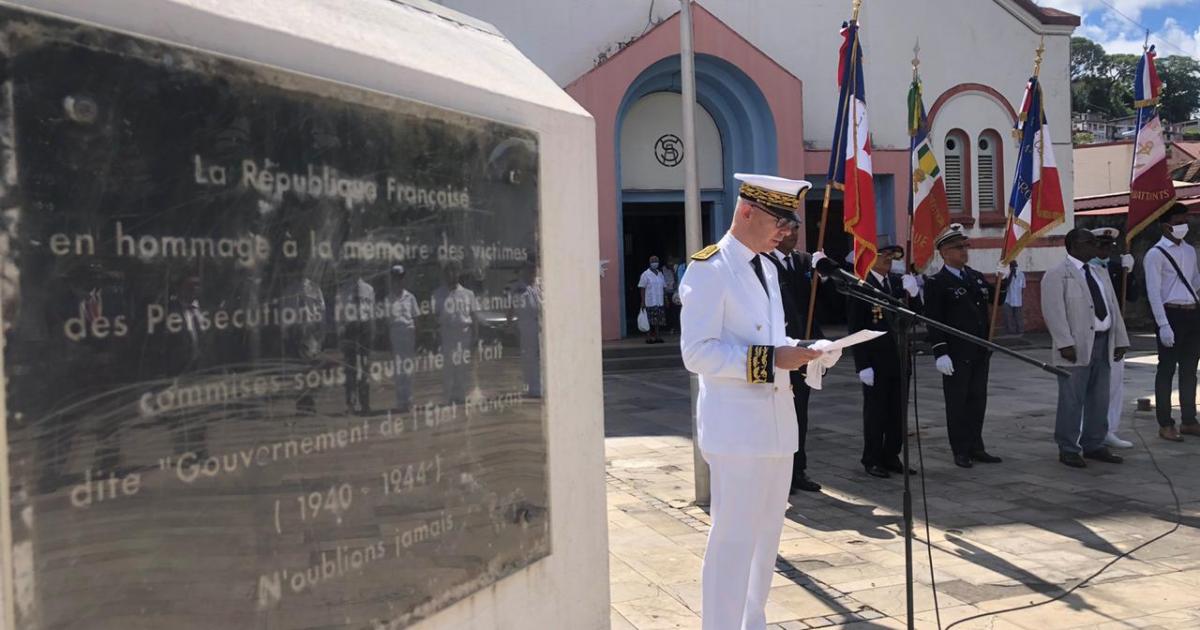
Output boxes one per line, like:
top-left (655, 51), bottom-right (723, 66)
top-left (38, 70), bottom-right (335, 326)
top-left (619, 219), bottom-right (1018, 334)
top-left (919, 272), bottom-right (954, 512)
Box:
top-left (1143, 236), bottom-right (1200, 327)
top-left (771, 249), bottom-right (795, 273)
top-left (1069, 255), bottom-right (1111, 332)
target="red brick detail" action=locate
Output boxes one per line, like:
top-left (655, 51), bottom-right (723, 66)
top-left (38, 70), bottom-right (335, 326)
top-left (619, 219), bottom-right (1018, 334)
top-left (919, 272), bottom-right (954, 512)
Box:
top-left (928, 84), bottom-right (1018, 129)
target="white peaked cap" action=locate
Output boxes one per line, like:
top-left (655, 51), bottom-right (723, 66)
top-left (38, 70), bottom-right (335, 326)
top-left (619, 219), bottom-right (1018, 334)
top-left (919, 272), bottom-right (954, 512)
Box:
top-left (734, 173), bottom-right (812, 210)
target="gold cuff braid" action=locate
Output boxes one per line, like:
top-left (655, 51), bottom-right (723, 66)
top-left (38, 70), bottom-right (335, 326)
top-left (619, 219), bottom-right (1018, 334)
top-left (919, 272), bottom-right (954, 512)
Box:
top-left (747, 345), bottom-right (775, 384)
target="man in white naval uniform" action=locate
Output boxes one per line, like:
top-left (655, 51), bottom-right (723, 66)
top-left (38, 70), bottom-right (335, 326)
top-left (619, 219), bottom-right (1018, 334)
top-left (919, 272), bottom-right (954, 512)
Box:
top-left (680, 174), bottom-right (842, 630)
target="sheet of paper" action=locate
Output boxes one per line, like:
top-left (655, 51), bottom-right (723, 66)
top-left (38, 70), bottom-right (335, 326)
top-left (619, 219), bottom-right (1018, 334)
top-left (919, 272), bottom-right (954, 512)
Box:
top-left (822, 329), bottom-right (886, 351)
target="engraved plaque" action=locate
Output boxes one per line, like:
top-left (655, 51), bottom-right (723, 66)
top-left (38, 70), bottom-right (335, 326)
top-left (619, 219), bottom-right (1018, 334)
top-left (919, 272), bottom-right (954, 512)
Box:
top-left (0, 7), bottom-right (548, 628)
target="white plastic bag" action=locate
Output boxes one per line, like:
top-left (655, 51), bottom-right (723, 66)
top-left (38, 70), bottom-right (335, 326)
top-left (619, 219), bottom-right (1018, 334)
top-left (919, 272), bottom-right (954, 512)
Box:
top-left (637, 308), bottom-right (650, 333)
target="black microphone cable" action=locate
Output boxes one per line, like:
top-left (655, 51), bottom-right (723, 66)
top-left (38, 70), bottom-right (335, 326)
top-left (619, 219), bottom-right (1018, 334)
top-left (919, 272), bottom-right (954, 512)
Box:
top-left (920, 377), bottom-right (1185, 630)
top-left (908, 342), bottom-right (943, 629)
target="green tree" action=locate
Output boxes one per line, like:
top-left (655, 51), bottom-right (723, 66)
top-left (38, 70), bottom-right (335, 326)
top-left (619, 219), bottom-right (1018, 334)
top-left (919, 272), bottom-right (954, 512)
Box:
top-left (1070, 36), bottom-right (1108, 81)
top-left (1158, 55), bottom-right (1200, 124)
top-left (1069, 37), bottom-right (1132, 118)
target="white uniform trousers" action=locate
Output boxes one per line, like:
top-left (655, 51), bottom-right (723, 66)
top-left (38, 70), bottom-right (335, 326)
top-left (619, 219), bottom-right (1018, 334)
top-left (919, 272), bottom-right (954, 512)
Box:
top-left (701, 452), bottom-right (792, 630)
top-left (1108, 358), bottom-right (1125, 434)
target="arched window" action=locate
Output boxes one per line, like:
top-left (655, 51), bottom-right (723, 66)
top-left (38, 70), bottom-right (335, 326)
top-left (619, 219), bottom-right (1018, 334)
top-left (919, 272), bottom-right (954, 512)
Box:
top-left (977, 130), bottom-right (1004, 215)
top-left (944, 130), bottom-right (971, 218)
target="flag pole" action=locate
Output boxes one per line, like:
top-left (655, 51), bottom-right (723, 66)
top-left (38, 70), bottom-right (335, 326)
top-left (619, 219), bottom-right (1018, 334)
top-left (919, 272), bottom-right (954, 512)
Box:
top-left (988, 37), bottom-right (1043, 340)
top-left (1121, 29), bottom-right (1151, 312)
top-left (905, 39), bottom-right (920, 273)
top-left (805, 0), bottom-right (861, 339)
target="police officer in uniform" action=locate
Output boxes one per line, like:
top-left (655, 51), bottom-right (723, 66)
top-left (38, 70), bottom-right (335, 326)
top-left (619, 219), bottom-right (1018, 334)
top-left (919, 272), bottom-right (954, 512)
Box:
top-left (763, 226), bottom-right (823, 492)
top-left (924, 225), bottom-right (1007, 468)
top-left (679, 173), bottom-right (842, 630)
top-left (848, 242), bottom-right (922, 478)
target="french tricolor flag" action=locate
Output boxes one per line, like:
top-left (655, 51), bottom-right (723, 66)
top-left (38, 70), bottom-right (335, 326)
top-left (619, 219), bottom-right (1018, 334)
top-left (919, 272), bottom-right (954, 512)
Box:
top-left (1126, 46), bottom-right (1176, 241)
top-left (828, 20), bottom-right (877, 279)
top-left (1003, 75), bottom-right (1064, 260)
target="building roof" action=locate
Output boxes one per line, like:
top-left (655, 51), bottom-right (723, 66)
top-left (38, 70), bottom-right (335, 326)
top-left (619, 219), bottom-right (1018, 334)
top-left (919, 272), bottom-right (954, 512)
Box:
top-left (1175, 142), bottom-right (1200, 161)
top-left (1011, 0), bottom-right (1081, 26)
top-left (1075, 183), bottom-right (1200, 215)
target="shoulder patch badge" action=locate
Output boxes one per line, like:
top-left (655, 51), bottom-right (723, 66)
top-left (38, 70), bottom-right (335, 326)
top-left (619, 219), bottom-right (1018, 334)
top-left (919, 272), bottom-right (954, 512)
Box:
top-left (691, 244), bottom-right (720, 261)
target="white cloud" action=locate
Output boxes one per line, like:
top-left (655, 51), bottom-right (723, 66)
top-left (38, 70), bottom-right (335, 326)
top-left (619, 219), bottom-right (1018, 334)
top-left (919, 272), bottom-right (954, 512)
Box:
top-left (1040, 0), bottom-right (1200, 56)
top-left (1041, 0), bottom-right (1194, 22)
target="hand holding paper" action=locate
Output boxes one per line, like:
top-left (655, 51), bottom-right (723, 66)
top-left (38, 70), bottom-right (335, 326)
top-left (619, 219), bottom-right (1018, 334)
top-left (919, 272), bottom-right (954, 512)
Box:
top-left (803, 330), bottom-right (883, 389)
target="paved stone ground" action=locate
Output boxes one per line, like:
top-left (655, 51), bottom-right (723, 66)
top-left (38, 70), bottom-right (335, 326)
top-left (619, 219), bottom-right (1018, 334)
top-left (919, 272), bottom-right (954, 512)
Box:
top-left (605, 333), bottom-right (1200, 629)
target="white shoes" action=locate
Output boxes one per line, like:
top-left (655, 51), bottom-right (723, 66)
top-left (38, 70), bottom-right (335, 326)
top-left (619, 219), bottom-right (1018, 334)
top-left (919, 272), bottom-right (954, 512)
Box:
top-left (1104, 433), bottom-right (1134, 449)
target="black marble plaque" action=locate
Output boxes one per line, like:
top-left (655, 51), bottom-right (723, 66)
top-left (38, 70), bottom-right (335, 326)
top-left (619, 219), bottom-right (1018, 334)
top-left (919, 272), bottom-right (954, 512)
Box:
top-left (0, 7), bottom-right (548, 629)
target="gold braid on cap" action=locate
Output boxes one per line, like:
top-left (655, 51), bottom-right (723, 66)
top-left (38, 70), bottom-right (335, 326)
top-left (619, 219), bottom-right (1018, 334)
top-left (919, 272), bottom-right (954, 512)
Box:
top-left (739, 183), bottom-right (805, 210)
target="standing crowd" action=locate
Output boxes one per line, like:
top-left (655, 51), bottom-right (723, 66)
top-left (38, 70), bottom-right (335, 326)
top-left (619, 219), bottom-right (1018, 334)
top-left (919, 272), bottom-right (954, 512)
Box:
top-left (676, 169), bottom-right (1198, 630)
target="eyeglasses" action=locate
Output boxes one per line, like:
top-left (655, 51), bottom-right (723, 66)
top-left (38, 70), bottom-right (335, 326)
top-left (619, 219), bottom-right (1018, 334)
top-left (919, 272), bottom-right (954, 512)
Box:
top-left (750, 202), bottom-right (801, 230)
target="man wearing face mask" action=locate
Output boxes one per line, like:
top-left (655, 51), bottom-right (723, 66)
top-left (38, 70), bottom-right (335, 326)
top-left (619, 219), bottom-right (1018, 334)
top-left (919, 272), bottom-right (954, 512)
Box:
top-left (1090, 227), bottom-right (1136, 449)
top-left (638, 255), bottom-right (667, 344)
top-left (1143, 203), bottom-right (1200, 442)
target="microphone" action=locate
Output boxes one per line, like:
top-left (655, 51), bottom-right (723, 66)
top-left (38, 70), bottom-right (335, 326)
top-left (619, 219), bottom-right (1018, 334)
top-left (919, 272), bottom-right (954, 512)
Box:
top-left (813, 255), bottom-right (869, 288)
top-left (813, 255), bottom-right (904, 305)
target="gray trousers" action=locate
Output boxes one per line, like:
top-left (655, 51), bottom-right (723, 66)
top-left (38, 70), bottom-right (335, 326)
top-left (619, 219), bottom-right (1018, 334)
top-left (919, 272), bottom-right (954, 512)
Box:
top-left (1055, 330), bottom-right (1111, 455)
top-left (1003, 305), bottom-right (1024, 335)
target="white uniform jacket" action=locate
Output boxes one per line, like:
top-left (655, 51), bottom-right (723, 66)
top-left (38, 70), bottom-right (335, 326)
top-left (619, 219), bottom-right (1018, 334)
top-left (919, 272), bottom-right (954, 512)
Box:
top-left (679, 232), bottom-right (803, 457)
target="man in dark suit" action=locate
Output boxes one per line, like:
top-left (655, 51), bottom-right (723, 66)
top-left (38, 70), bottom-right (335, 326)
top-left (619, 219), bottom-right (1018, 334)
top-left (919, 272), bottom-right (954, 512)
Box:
top-left (923, 224), bottom-right (1006, 468)
top-left (762, 226), bottom-right (823, 493)
top-left (847, 242), bottom-right (921, 478)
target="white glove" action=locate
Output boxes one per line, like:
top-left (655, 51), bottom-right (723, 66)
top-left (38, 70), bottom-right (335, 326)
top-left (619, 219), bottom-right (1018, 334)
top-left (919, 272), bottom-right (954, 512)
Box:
top-left (858, 368), bottom-right (875, 386)
top-left (803, 339), bottom-right (843, 390)
top-left (901, 274), bottom-right (920, 298)
top-left (1160, 324), bottom-right (1176, 348)
top-left (995, 264), bottom-right (1009, 280)
top-left (935, 355), bottom-right (955, 376)
top-left (811, 250), bottom-right (828, 269)
top-left (1121, 254), bottom-right (1134, 271)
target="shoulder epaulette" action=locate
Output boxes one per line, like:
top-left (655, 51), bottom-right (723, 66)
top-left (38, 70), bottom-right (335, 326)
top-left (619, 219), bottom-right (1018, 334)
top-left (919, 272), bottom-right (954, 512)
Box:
top-left (691, 244), bottom-right (719, 261)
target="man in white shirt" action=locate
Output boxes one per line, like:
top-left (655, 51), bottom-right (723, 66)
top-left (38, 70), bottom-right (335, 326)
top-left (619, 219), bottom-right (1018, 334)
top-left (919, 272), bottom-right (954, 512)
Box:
top-left (638, 256), bottom-right (667, 343)
top-left (510, 261), bottom-right (542, 398)
top-left (1090, 228), bottom-right (1136, 449)
top-left (1143, 203), bottom-right (1200, 441)
top-left (387, 265), bottom-right (420, 411)
top-left (1041, 229), bottom-right (1129, 467)
top-left (1002, 260), bottom-right (1026, 335)
top-left (433, 263), bottom-right (478, 404)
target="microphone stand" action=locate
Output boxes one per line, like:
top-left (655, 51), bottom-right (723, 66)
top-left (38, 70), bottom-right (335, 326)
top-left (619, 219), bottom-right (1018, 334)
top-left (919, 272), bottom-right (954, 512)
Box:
top-left (828, 277), bottom-right (1067, 630)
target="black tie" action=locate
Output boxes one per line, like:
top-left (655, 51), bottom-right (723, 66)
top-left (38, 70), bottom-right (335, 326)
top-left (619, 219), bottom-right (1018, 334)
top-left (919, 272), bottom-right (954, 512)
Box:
top-left (785, 255), bottom-right (794, 274)
top-left (750, 255), bottom-right (769, 295)
top-left (1083, 265), bottom-right (1108, 321)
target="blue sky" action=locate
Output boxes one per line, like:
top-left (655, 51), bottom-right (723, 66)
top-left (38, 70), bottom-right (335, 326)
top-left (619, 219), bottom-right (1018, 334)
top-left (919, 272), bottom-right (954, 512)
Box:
top-left (1039, 0), bottom-right (1200, 57)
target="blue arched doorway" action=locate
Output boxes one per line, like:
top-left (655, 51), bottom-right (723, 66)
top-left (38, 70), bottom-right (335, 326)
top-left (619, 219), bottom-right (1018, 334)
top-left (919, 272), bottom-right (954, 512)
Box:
top-left (615, 54), bottom-right (777, 336)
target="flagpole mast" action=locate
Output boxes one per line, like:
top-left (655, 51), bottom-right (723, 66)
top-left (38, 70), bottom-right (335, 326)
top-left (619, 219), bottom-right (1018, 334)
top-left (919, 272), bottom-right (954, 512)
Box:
top-left (678, 0), bottom-right (710, 506)
top-left (805, 0), bottom-right (861, 339)
top-left (906, 40), bottom-right (920, 273)
top-left (989, 37), bottom-right (1044, 340)
top-left (1121, 29), bottom-right (1151, 312)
